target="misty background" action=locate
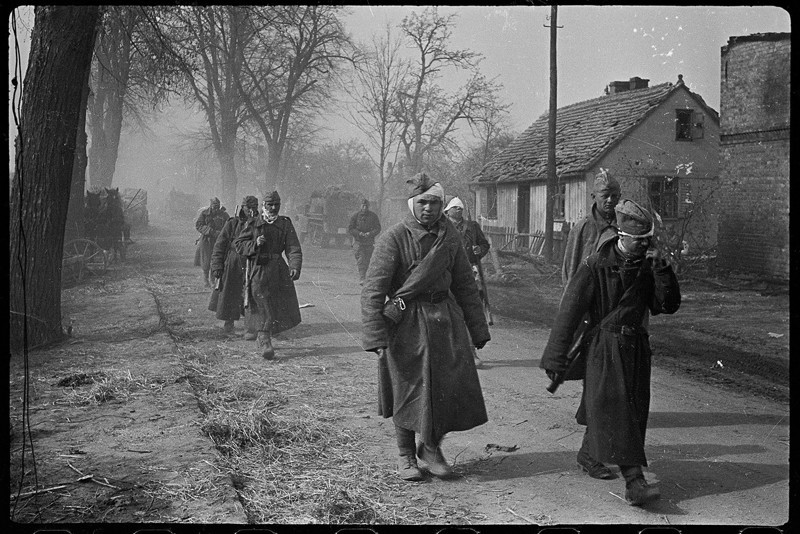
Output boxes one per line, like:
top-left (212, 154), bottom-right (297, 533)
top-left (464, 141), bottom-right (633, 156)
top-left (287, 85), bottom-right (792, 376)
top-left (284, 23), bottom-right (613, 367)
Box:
top-left (8, 5), bottom-right (790, 223)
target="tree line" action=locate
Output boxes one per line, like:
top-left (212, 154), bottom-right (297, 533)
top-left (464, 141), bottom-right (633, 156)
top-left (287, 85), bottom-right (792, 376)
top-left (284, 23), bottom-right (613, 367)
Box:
top-left (10, 5), bottom-right (515, 351)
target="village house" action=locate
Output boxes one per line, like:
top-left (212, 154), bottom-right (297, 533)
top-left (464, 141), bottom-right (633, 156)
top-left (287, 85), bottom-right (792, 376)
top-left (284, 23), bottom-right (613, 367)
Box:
top-left (471, 75), bottom-right (720, 264)
top-left (717, 33), bottom-right (790, 281)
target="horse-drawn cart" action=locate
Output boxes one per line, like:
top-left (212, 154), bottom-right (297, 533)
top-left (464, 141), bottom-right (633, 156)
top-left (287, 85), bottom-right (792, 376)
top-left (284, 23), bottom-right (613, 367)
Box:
top-left (62, 238), bottom-right (108, 282)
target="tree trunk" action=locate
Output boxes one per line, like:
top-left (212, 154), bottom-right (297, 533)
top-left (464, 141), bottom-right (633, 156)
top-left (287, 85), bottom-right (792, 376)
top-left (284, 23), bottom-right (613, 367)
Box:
top-left (10, 5), bottom-right (100, 352)
top-left (65, 81), bottom-right (92, 242)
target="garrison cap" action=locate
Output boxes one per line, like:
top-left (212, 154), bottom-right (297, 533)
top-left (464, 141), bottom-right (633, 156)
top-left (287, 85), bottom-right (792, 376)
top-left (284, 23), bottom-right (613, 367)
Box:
top-left (406, 172), bottom-right (444, 200)
top-left (593, 168), bottom-right (621, 193)
top-left (264, 191), bottom-right (281, 203)
top-left (615, 199), bottom-right (654, 237)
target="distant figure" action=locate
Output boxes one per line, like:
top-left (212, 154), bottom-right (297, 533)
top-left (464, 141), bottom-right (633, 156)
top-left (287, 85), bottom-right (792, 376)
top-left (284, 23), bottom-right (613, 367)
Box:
top-left (294, 205), bottom-right (309, 244)
top-left (195, 197), bottom-right (229, 287)
top-left (444, 195), bottom-right (491, 368)
top-left (347, 198), bottom-right (382, 283)
top-left (208, 195), bottom-right (259, 336)
top-left (234, 191), bottom-right (302, 360)
top-left (541, 199), bottom-right (681, 506)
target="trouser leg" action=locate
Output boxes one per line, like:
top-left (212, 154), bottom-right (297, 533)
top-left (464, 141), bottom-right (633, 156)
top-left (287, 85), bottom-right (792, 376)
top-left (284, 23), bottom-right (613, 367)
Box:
top-left (394, 421), bottom-right (416, 457)
top-left (620, 465), bottom-right (644, 484)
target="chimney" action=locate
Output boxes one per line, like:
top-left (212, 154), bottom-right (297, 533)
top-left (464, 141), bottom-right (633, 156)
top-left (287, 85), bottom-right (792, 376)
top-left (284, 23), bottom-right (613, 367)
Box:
top-left (607, 77), bottom-right (650, 94)
top-left (608, 80), bottom-right (629, 94)
top-left (629, 76), bottom-right (650, 90)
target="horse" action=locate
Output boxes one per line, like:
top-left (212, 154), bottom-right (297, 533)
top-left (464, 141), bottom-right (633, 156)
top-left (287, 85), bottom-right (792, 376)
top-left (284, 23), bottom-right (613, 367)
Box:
top-left (84, 188), bottom-right (127, 262)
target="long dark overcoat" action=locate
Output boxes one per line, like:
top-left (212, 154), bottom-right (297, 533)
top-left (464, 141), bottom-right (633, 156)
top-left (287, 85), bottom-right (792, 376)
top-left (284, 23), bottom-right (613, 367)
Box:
top-left (208, 216), bottom-right (247, 321)
top-left (195, 206), bottom-right (229, 271)
top-left (541, 239), bottom-right (680, 466)
top-left (233, 215), bottom-right (302, 334)
top-left (361, 214), bottom-right (490, 445)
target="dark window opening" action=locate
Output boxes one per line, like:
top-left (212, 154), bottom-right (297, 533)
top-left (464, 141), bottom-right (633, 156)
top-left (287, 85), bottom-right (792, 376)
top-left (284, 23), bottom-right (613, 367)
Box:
top-left (648, 177), bottom-right (679, 218)
top-left (676, 109), bottom-right (693, 141)
top-left (486, 185), bottom-right (498, 219)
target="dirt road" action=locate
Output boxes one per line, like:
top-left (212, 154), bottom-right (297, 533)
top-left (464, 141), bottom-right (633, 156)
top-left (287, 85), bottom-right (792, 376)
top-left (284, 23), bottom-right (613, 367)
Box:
top-left (8, 220), bottom-right (790, 530)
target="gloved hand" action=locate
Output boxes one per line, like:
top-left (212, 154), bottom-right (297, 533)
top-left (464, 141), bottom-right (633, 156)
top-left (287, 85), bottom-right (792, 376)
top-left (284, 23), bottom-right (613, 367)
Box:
top-left (474, 340), bottom-right (487, 350)
top-left (289, 269), bottom-right (300, 281)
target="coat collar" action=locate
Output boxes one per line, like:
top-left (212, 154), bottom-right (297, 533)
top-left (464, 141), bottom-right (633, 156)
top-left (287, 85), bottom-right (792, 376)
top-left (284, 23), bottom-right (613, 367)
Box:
top-left (590, 204), bottom-right (616, 231)
top-left (402, 212), bottom-right (445, 241)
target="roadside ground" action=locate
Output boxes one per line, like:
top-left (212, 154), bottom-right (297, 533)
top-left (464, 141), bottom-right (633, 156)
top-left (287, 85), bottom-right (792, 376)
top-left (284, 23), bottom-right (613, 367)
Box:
top-left (8, 220), bottom-right (790, 530)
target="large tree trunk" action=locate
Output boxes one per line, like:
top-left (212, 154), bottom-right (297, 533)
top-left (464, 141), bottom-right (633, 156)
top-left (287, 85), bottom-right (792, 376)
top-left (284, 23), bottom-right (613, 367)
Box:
top-left (65, 81), bottom-right (92, 242)
top-left (10, 6), bottom-right (100, 352)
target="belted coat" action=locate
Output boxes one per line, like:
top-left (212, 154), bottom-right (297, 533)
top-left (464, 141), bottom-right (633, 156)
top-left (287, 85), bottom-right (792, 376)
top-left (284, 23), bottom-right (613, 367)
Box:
top-left (208, 216), bottom-right (247, 321)
top-left (361, 214), bottom-right (490, 445)
top-left (233, 215), bottom-right (302, 334)
top-left (541, 239), bottom-right (681, 466)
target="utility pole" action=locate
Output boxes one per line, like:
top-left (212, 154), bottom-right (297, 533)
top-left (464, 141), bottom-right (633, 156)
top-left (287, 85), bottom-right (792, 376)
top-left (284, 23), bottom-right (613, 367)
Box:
top-left (543, 6), bottom-right (561, 262)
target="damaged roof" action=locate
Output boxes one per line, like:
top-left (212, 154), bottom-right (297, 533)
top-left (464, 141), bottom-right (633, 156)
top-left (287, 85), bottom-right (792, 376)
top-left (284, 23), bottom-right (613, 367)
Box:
top-left (473, 80), bottom-right (717, 184)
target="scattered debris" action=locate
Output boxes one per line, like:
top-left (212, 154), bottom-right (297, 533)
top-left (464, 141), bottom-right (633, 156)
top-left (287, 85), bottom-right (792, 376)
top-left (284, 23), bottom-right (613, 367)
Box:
top-left (711, 360), bottom-right (724, 369)
top-left (485, 443), bottom-right (519, 453)
top-left (768, 332), bottom-right (784, 338)
top-left (299, 303), bottom-right (315, 308)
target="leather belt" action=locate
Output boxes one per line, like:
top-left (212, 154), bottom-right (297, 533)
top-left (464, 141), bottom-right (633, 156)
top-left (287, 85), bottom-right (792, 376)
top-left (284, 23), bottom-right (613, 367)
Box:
top-left (601, 324), bottom-right (647, 336)
top-left (411, 290), bottom-right (449, 304)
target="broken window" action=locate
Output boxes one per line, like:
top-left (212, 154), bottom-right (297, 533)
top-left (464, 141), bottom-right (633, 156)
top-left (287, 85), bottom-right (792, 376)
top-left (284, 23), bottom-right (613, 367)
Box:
top-left (648, 177), bottom-right (679, 218)
top-left (675, 109), bottom-right (693, 141)
top-left (486, 185), bottom-right (498, 219)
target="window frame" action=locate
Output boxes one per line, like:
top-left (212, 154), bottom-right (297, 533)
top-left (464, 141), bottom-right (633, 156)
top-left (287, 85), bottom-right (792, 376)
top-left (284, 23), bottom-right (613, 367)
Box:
top-left (675, 109), bottom-right (694, 141)
top-left (485, 184), bottom-right (498, 220)
top-left (647, 176), bottom-right (680, 219)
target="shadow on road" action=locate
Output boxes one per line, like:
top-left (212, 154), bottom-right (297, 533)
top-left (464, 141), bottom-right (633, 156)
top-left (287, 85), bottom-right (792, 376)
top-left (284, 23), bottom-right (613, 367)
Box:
top-left (648, 411), bottom-right (789, 429)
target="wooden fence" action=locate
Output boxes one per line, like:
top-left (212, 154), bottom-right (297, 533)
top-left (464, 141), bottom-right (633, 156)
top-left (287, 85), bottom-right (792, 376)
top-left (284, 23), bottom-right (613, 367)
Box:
top-left (481, 223), bottom-right (570, 261)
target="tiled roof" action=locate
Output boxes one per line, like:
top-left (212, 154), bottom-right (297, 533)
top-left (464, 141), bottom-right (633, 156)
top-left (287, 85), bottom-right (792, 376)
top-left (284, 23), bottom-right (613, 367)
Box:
top-left (474, 81), bottom-right (682, 184)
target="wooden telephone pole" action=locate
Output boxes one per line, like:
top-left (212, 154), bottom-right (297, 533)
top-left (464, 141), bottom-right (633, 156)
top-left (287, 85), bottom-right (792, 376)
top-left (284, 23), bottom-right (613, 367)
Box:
top-left (544, 6), bottom-right (561, 262)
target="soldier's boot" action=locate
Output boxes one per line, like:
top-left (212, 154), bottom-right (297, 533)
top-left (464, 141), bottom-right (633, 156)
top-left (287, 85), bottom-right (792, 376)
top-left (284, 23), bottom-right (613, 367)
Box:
top-left (395, 425), bottom-right (423, 481)
top-left (203, 270), bottom-right (211, 288)
top-left (223, 320), bottom-right (235, 334)
top-left (417, 441), bottom-right (454, 479)
top-left (257, 331), bottom-right (275, 360)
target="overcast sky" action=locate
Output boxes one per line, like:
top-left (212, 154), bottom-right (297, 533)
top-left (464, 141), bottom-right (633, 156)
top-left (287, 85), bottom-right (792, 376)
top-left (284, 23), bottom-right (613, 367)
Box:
top-left (342, 5), bottom-right (791, 136)
top-left (8, 5), bottom-right (792, 157)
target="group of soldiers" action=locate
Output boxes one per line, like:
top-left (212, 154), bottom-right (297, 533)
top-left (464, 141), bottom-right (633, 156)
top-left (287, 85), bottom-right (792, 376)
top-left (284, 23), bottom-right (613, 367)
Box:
top-left (194, 168), bottom-right (680, 508)
top-left (360, 170), bottom-right (679, 508)
top-left (195, 192), bottom-right (302, 360)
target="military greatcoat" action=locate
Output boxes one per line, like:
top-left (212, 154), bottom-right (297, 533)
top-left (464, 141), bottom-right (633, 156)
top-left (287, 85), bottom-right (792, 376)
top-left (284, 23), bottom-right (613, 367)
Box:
top-left (233, 215), bottom-right (302, 334)
top-left (208, 216), bottom-right (247, 321)
top-left (361, 214), bottom-right (490, 445)
top-left (541, 239), bottom-right (681, 466)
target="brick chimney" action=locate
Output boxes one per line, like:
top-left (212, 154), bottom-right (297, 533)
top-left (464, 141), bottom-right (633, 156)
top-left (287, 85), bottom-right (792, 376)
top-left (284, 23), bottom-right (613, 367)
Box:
top-left (607, 76), bottom-right (650, 94)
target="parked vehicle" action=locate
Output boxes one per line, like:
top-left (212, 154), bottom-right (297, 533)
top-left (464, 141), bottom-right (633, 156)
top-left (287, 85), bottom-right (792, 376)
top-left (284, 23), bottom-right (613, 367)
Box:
top-left (306, 186), bottom-right (364, 248)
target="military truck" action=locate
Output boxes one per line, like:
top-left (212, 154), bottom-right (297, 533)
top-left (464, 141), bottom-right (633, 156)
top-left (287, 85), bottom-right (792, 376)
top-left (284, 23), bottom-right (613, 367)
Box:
top-left (306, 186), bottom-right (364, 248)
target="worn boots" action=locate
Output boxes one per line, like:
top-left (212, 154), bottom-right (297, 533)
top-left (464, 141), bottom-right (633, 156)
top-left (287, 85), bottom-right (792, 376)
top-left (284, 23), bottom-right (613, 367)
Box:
top-left (223, 320), bottom-right (235, 334)
top-left (257, 331), bottom-right (275, 360)
top-left (416, 442), bottom-right (454, 478)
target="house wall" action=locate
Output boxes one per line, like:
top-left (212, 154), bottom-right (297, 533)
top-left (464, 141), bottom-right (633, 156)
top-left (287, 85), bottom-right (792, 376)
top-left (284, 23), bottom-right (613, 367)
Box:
top-left (717, 36), bottom-right (790, 280)
top-left (592, 88), bottom-right (721, 256)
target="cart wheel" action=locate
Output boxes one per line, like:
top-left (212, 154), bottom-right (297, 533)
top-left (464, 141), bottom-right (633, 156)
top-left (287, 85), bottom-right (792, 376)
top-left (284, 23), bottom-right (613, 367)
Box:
top-left (63, 239), bottom-right (107, 276)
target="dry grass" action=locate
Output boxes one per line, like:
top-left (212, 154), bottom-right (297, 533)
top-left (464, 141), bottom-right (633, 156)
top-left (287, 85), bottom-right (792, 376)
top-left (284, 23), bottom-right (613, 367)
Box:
top-left (178, 351), bottom-right (434, 525)
top-left (59, 369), bottom-right (166, 406)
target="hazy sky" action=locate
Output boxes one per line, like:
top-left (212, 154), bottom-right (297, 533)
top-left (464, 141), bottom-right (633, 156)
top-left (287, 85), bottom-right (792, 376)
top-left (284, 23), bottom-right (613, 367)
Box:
top-left (8, 5), bottom-right (792, 158)
top-left (341, 5), bottom-right (791, 136)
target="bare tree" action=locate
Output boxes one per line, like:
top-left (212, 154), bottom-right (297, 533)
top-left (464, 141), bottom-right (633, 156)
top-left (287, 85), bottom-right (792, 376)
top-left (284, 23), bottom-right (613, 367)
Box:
top-left (10, 6), bottom-right (101, 352)
top-left (142, 6), bottom-right (250, 206)
top-left (234, 5), bottom-right (352, 195)
top-left (343, 24), bottom-right (407, 215)
top-left (394, 7), bottom-right (504, 175)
